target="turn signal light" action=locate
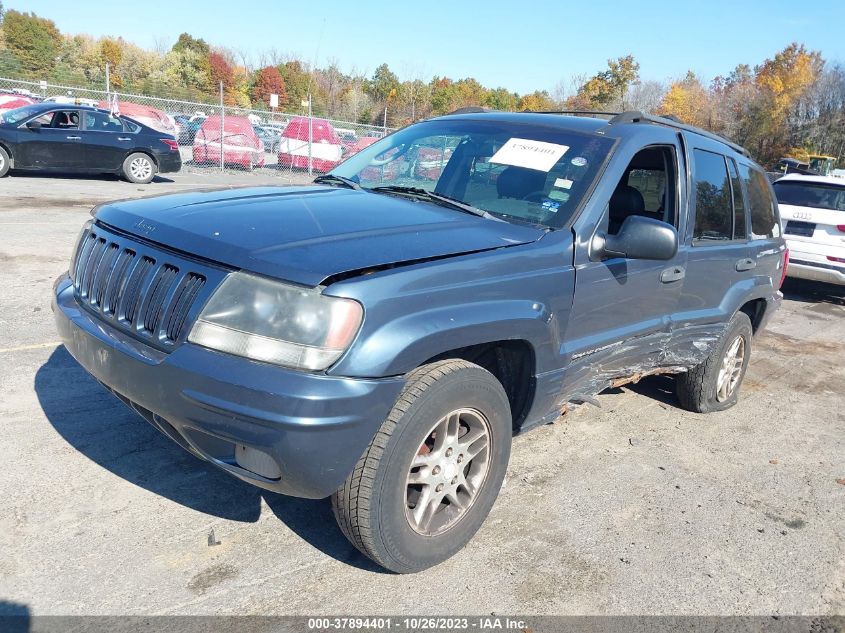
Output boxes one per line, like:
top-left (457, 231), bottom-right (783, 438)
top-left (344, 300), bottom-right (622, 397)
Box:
top-left (779, 248), bottom-right (789, 288)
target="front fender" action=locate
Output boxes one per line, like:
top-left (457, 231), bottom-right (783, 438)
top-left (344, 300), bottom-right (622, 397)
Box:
top-left (342, 300), bottom-right (552, 376)
top-left (326, 235), bottom-right (575, 378)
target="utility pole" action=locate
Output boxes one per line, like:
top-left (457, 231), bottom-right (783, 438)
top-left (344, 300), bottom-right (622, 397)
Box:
top-left (220, 82), bottom-right (225, 173)
top-left (308, 93), bottom-right (313, 176)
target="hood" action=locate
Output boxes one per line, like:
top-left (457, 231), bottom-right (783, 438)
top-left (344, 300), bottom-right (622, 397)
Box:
top-left (94, 186), bottom-right (546, 286)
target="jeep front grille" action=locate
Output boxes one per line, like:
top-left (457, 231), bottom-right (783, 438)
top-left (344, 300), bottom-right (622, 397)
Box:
top-left (71, 225), bottom-right (212, 348)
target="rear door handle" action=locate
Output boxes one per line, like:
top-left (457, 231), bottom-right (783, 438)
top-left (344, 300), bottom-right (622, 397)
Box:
top-left (735, 258), bottom-right (756, 271)
top-left (660, 266), bottom-right (686, 283)
top-left (117, 137), bottom-right (131, 141)
top-left (66, 135), bottom-right (81, 140)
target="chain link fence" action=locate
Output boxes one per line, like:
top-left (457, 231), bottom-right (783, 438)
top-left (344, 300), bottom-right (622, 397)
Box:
top-left (0, 76), bottom-right (394, 178)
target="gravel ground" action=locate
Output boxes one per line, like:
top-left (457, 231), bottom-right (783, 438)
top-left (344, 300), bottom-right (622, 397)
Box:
top-left (0, 172), bottom-right (843, 617)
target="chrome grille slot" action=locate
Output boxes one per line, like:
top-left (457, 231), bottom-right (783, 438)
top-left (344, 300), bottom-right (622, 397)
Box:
top-left (69, 224), bottom-right (213, 349)
top-left (140, 264), bottom-right (179, 334)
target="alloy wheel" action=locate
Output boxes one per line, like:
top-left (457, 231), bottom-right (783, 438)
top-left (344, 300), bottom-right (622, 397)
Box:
top-left (130, 157), bottom-right (152, 181)
top-left (405, 408), bottom-right (492, 536)
top-left (716, 335), bottom-right (745, 402)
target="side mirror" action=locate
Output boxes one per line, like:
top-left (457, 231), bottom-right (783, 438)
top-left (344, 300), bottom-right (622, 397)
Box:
top-left (592, 215), bottom-right (678, 261)
top-left (26, 120), bottom-right (42, 130)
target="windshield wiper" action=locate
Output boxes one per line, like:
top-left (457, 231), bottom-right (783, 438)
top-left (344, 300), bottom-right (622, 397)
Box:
top-left (368, 185), bottom-right (493, 219)
top-left (313, 174), bottom-right (361, 190)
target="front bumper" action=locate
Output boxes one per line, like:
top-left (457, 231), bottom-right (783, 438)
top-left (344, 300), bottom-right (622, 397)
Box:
top-left (52, 275), bottom-right (404, 498)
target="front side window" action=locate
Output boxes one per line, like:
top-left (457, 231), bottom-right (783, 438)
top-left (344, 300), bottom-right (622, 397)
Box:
top-left (331, 119), bottom-right (616, 228)
top-left (692, 149), bottom-right (733, 241)
top-left (740, 164), bottom-right (780, 239)
top-left (773, 180), bottom-right (845, 212)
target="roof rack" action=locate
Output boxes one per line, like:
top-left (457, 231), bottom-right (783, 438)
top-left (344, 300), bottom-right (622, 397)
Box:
top-left (531, 110), bottom-right (621, 118)
top-left (608, 110), bottom-right (751, 158)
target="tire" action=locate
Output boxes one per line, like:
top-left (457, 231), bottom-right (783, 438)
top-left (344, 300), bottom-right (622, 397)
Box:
top-left (0, 146), bottom-right (10, 177)
top-left (675, 311), bottom-right (753, 413)
top-left (332, 360), bottom-right (512, 573)
top-left (122, 152), bottom-right (156, 184)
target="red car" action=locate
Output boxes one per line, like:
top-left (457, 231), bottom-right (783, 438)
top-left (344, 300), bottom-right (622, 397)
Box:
top-left (193, 116), bottom-right (264, 169)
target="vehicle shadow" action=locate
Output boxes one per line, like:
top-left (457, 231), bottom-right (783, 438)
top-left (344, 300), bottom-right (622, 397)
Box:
top-left (619, 374), bottom-right (681, 409)
top-left (781, 278), bottom-right (844, 306)
top-left (9, 171), bottom-right (174, 184)
top-left (35, 346), bottom-right (380, 571)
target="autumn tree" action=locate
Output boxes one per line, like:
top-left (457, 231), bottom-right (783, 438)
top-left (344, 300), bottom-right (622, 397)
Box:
top-left (2, 10), bottom-right (61, 75)
top-left (278, 60), bottom-right (312, 110)
top-left (658, 71), bottom-right (714, 128)
top-left (518, 90), bottom-right (557, 111)
top-left (252, 65), bottom-right (287, 107)
top-left (100, 37), bottom-right (123, 87)
top-left (570, 55), bottom-right (640, 109)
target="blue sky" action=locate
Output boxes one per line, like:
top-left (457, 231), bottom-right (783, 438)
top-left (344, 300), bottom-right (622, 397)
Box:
top-left (14, 0), bottom-right (845, 94)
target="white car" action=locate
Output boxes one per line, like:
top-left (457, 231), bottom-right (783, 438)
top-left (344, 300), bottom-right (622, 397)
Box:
top-left (773, 174), bottom-right (845, 285)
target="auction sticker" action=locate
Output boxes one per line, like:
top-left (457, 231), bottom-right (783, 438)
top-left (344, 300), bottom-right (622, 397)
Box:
top-left (490, 138), bottom-right (569, 172)
top-left (571, 156), bottom-right (588, 167)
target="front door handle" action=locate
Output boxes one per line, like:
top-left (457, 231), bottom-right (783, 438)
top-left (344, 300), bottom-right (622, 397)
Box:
top-left (735, 258), bottom-right (757, 272)
top-left (117, 137), bottom-right (131, 141)
top-left (660, 266), bottom-right (686, 283)
top-left (66, 135), bottom-right (81, 140)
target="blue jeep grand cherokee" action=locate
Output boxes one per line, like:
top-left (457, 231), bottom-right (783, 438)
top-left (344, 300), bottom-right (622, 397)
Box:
top-left (53, 110), bottom-right (785, 573)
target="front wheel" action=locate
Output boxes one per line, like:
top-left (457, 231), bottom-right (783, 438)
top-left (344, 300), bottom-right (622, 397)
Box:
top-left (675, 311), bottom-right (753, 413)
top-left (332, 360), bottom-right (512, 573)
top-left (122, 152), bottom-right (156, 184)
top-left (0, 146), bottom-right (10, 177)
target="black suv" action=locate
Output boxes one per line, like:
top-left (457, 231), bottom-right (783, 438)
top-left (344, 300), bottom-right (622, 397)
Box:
top-left (53, 110), bottom-right (785, 572)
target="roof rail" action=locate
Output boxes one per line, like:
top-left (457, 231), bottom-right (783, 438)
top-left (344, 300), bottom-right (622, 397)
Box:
top-left (448, 106), bottom-right (494, 115)
top-left (608, 110), bottom-right (751, 158)
top-left (531, 110), bottom-right (621, 118)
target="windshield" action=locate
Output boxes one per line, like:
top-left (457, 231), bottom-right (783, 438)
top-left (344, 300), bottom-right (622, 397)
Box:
top-left (331, 118), bottom-right (615, 228)
top-left (0, 104), bottom-right (46, 125)
top-left (773, 180), bottom-right (845, 212)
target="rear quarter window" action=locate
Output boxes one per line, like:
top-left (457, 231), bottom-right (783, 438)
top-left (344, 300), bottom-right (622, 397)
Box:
top-left (739, 164), bottom-right (781, 239)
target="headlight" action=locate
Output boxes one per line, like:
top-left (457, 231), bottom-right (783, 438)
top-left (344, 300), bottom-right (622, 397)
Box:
top-left (188, 272), bottom-right (363, 371)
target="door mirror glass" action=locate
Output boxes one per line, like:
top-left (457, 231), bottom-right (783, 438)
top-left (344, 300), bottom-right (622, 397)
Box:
top-left (26, 120), bottom-right (42, 130)
top-left (593, 215), bottom-right (678, 261)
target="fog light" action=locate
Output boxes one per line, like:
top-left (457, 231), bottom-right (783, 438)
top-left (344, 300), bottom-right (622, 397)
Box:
top-left (235, 445), bottom-right (282, 480)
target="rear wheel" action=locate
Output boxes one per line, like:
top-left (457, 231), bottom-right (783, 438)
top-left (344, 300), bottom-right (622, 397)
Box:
top-left (332, 360), bottom-right (512, 573)
top-left (675, 311), bottom-right (753, 413)
top-left (122, 152), bottom-right (156, 184)
top-left (0, 146), bottom-right (10, 177)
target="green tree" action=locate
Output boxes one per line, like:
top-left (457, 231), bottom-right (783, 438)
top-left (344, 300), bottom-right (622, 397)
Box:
top-left (2, 10), bottom-right (61, 76)
top-left (369, 63), bottom-right (399, 102)
top-left (278, 60), bottom-right (312, 110)
top-left (485, 87), bottom-right (519, 111)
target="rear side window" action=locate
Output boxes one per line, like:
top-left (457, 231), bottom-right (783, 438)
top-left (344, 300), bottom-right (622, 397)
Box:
top-left (739, 164), bottom-right (780, 239)
top-left (692, 149), bottom-right (733, 241)
top-left (727, 158), bottom-right (747, 239)
top-left (773, 180), bottom-right (845, 212)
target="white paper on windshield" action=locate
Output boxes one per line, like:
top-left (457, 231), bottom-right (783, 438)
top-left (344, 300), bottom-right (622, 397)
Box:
top-left (489, 138), bottom-right (569, 172)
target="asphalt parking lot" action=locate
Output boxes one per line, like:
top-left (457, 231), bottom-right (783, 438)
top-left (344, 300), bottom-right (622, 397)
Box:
top-left (0, 172), bottom-right (843, 616)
